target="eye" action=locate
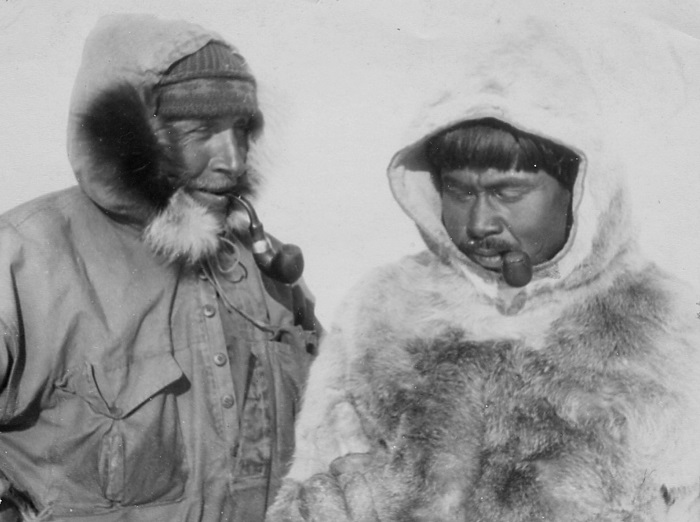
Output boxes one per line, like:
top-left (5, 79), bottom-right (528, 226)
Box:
top-left (443, 182), bottom-right (475, 201)
top-left (174, 122), bottom-right (211, 142)
top-left (229, 124), bottom-right (250, 152)
top-left (233, 116), bottom-right (251, 131)
top-left (492, 187), bottom-right (525, 202)
top-left (233, 117), bottom-right (255, 139)
top-left (194, 125), bottom-right (213, 136)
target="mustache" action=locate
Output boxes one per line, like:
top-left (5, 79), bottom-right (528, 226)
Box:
top-left (464, 238), bottom-right (515, 253)
top-left (184, 170), bottom-right (255, 194)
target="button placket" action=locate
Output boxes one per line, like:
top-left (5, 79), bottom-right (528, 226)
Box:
top-left (203, 304), bottom-right (216, 318)
top-left (195, 272), bottom-right (238, 447)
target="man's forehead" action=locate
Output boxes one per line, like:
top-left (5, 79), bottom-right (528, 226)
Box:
top-left (442, 167), bottom-right (546, 184)
top-left (170, 110), bottom-right (255, 126)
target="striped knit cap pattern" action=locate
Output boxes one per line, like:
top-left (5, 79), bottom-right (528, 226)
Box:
top-left (156, 41), bottom-right (259, 119)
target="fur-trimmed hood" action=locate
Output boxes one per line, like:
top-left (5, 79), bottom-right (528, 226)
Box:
top-left (386, 6), bottom-right (688, 302)
top-left (67, 14), bottom-right (262, 262)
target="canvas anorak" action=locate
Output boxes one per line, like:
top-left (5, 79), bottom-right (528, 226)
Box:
top-left (0, 14), bottom-right (318, 522)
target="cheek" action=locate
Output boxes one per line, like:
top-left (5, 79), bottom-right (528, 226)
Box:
top-left (180, 142), bottom-right (210, 180)
top-left (512, 196), bottom-right (569, 257)
top-left (441, 200), bottom-right (468, 239)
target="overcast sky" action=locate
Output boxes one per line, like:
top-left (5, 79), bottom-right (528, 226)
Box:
top-left (1, 0), bottom-right (699, 324)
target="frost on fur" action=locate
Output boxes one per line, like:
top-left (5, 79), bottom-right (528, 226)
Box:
top-left (144, 189), bottom-right (223, 264)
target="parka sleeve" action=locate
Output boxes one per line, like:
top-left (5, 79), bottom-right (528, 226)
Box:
top-left (266, 266), bottom-right (418, 521)
top-left (265, 318), bottom-right (386, 522)
top-left (0, 220), bottom-right (23, 422)
top-left (286, 326), bottom-right (371, 481)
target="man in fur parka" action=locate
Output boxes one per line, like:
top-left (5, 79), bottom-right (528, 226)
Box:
top-left (265, 7), bottom-right (700, 522)
top-left (0, 14), bottom-right (320, 522)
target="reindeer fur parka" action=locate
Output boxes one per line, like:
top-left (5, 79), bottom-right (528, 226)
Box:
top-left (0, 14), bottom-right (317, 521)
top-left (267, 8), bottom-right (700, 522)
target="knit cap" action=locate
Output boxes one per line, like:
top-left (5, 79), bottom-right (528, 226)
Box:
top-left (156, 41), bottom-right (259, 119)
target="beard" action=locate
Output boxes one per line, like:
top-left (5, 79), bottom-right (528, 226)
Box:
top-left (143, 188), bottom-right (250, 265)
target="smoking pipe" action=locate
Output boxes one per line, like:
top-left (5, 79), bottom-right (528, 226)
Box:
top-left (231, 195), bottom-right (304, 285)
top-left (501, 250), bottom-right (533, 288)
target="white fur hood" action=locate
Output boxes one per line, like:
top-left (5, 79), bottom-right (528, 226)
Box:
top-left (386, 4), bottom-right (695, 302)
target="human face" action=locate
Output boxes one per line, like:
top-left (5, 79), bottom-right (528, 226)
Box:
top-left (440, 167), bottom-right (572, 271)
top-left (169, 114), bottom-right (252, 224)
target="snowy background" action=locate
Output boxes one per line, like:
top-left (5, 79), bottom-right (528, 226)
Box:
top-left (1, 0), bottom-right (699, 324)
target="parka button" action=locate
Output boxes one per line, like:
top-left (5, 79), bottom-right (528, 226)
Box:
top-left (213, 353), bottom-right (227, 366)
top-left (203, 304), bottom-right (216, 318)
top-left (221, 395), bottom-right (235, 409)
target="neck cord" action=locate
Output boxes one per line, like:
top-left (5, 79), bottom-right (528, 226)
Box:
top-left (201, 239), bottom-right (277, 336)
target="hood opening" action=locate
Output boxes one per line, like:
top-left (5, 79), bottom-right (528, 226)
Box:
top-left (67, 15), bottom-right (266, 265)
top-left (388, 107), bottom-right (628, 302)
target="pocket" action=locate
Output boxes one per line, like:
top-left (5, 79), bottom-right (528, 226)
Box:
top-left (235, 350), bottom-right (273, 480)
top-left (272, 326), bottom-right (316, 403)
top-left (261, 336), bottom-right (314, 474)
top-left (53, 353), bottom-right (189, 512)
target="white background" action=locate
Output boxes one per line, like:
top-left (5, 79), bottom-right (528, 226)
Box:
top-left (1, 0), bottom-right (699, 324)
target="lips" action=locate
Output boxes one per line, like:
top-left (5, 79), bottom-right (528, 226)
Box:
top-left (191, 183), bottom-right (235, 196)
top-left (462, 242), bottom-right (514, 271)
top-left (469, 248), bottom-right (502, 258)
top-left (468, 252), bottom-right (504, 270)
top-left (189, 187), bottom-right (234, 213)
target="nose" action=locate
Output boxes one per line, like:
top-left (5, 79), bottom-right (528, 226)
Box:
top-left (466, 196), bottom-right (503, 240)
top-left (207, 128), bottom-right (246, 177)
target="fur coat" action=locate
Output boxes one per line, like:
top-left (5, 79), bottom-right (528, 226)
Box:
top-left (266, 7), bottom-right (700, 522)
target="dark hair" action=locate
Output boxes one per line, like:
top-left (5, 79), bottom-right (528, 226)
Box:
top-left (424, 118), bottom-right (580, 191)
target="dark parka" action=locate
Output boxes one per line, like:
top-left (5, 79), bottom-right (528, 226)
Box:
top-left (0, 14), bottom-right (318, 521)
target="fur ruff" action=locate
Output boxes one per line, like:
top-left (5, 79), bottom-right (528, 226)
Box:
top-left (80, 83), bottom-right (260, 264)
top-left (80, 83), bottom-right (182, 213)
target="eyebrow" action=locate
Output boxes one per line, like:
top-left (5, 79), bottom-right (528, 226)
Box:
top-left (169, 118), bottom-right (208, 130)
top-left (443, 174), bottom-right (536, 191)
top-left (483, 178), bottom-right (534, 189)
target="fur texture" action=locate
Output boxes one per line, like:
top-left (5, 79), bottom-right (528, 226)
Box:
top-left (143, 188), bottom-right (223, 264)
top-left (80, 83), bottom-right (182, 213)
top-left (78, 83), bottom-right (261, 264)
top-left (271, 257), bottom-right (700, 522)
top-left (268, 11), bottom-right (700, 521)
top-left (353, 274), bottom-right (673, 521)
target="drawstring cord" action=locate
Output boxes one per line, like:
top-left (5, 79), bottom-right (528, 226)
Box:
top-left (211, 235), bottom-right (246, 283)
top-left (201, 239), bottom-right (278, 337)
